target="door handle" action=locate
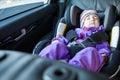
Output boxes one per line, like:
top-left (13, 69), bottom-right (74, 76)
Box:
top-left (15, 28), bottom-right (26, 41)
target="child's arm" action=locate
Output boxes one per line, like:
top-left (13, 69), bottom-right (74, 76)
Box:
top-left (101, 53), bottom-right (108, 63)
top-left (52, 19), bottom-right (68, 44)
top-left (96, 42), bottom-right (110, 63)
top-left (52, 35), bottom-right (69, 45)
top-left (97, 41), bottom-right (111, 57)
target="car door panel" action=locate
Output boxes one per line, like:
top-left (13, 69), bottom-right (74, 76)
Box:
top-left (0, 3), bottom-right (58, 52)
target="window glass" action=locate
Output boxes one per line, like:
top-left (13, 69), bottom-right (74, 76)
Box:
top-left (0, 0), bottom-right (49, 20)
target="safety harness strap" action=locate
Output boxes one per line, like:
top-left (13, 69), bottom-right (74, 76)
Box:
top-left (81, 30), bottom-right (109, 47)
top-left (66, 30), bottom-right (109, 58)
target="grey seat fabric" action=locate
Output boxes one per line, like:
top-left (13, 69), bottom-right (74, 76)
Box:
top-left (101, 21), bottom-right (120, 78)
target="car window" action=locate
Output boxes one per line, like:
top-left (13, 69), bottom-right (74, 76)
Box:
top-left (0, 0), bottom-right (49, 20)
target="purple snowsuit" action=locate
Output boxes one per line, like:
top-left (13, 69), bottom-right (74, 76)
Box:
top-left (39, 25), bottom-right (111, 72)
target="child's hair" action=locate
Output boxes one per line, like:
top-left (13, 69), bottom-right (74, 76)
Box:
top-left (80, 9), bottom-right (99, 27)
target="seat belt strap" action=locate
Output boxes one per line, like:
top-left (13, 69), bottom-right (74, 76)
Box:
top-left (67, 30), bottom-right (109, 58)
top-left (65, 29), bottom-right (78, 41)
top-left (81, 30), bottom-right (109, 47)
top-left (67, 30), bottom-right (109, 48)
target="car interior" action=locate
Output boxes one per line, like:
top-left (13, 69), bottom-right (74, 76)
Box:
top-left (0, 0), bottom-right (120, 80)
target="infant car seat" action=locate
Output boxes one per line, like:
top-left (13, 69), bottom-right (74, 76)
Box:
top-left (33, 1), bottom-right (120, 79)
top-left (57, 5), bottom-right (120, 79)
top-left (33, 4), bottom-right (117, 55)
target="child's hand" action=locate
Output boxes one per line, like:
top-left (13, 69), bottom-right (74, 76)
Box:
top-left (101, 53), bottom-right (108, 63)
top-left (51, 40), bottom-right (59, 44)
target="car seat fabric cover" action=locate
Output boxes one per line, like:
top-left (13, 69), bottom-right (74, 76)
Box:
top-left (101, 21), bottom-right (120, 76)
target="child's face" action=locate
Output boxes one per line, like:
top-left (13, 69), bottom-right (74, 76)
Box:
top-left (83, 14), bottom-right (100, 28)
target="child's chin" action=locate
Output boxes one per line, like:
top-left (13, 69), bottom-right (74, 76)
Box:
top-left (89, 25), bottom-right (99, 28)
top-left (89, 24), bottom-right (95, 27)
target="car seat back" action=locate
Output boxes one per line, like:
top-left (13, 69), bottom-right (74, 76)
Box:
top-left (101, 21), bottom-right (120, 79)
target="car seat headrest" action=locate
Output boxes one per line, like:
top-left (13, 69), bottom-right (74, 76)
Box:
top-left (70, 5), bottom-right (82, 27)
top-left (64, 5), bottom-right (82, 27)
top-left (104, 5), bottom-right (117, 32)
top-left (66, 5), bottom-right (117, 31)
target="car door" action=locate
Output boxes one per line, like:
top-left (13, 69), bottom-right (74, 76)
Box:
top-left (0, 0), bottom-right (59, 53)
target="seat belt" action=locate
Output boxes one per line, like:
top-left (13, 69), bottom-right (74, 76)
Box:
top-left (66, 30), bottom-right (109, 47)
top-left (65, 29), bottom-right (78, 41)
top-left (67, 30), bottom-right (109, 58)
top-left (81, 30), bottom-right (109, 47)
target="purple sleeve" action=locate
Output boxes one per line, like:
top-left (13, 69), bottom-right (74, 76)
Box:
top-left (75, 28), bottom-right (82, 38)
top-left (96, 41), bottom-right (111, 57)
top-left (52, 36), bottom-right (69, 45)
top-left (98, 25), bottom-right (105, 31)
